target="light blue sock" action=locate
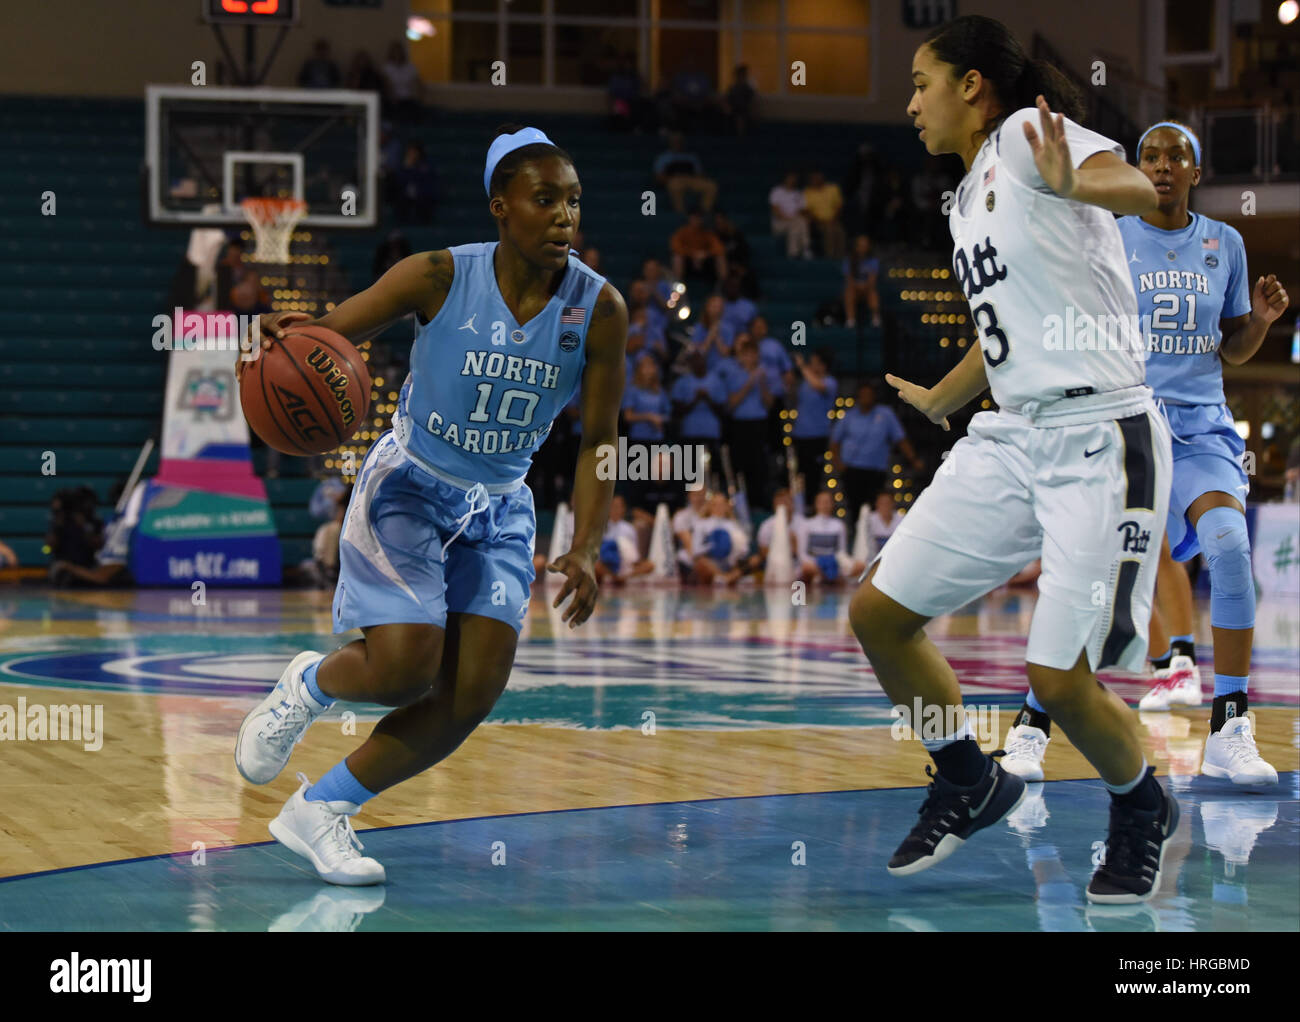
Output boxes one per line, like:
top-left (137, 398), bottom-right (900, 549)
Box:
top-left (1025, 689), bottom-right (1046, 713)
top-left (305, 759), bottom-right (376, 805)
top-left (302, 658), bottom-right (331, 707)
top-left (1170, 634), bottom-right (1194, 646)
top-left (1214, 673), bottom-right (1248, 697)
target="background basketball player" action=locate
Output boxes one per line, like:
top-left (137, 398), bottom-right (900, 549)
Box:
top-left (1002, 120), bottom-right (1288, 786)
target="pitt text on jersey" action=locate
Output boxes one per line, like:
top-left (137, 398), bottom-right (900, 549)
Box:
top-left (421, 348), bottom-right (562, 456)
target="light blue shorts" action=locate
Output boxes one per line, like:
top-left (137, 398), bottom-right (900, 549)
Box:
top-left (332, 433), bottom-right (536, 633)
top-left (1163, 402), bottom-right (1249, 562)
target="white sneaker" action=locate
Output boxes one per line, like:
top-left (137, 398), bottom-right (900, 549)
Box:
top-left (269, 773), bottom-right (386, 886)
top-left (1138, 655), bottom-right (1202, 711)
top-left (1001, 724), bottom-right (1050, 782)
top-left (1006, 782), bottom-right (1049, 835)
top-left (235, 650), bottom-right (330, 785)
top-left (1202, 715), bottom-right (1278, 785)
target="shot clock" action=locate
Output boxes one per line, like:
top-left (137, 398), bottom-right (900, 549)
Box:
top-left (202, 0), bottom-right (299, 24)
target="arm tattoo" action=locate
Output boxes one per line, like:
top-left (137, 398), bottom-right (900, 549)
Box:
top-left (424, 250), bottom-right (454, 296)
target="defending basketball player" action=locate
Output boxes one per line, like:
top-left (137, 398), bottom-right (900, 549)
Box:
top-left (232, 125), bottom-right (627, 884)
top-left (1001, 121), bottom-right (1288, 786)
top-left (849, 15), bottom-right (1177, 903)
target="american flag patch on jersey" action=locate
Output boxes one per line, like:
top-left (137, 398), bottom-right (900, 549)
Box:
top-left (1202, 237), bottom-right (1219, 250)
top-left (560, 306), bottom-right (586, 324)
top-left (983, 165), bottom-right (996, 185)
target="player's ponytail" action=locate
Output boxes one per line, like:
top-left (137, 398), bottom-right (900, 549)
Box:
top-left (924, 16), bottom-right (1085, 148)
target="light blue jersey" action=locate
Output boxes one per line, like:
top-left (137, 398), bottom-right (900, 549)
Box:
top-left (1117, 213), bottom-right (1250, 406)
top-left (392, 242), bottom-right (606, 488)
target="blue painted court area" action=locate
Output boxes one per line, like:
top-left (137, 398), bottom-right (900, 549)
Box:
top-left (3, 773), bottom-right (1295, 932)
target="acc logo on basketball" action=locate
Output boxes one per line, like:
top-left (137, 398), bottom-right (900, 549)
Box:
top-left (559, 330), bottom-right (580, 353)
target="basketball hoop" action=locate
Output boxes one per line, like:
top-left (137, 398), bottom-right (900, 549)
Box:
top-left (241, 197), bottom-right (307, 263)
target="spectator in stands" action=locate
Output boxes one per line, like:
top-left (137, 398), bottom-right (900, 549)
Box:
top-left (863, 490), bottom-right (904, 564)
top-left (347, 50), bottom-right (384, 93)
top-left (690, 493), bottom-right (751, 585)
top-left (579, 247), bottom-right (603, 275)
top-left (749, 313), bottom-right (794, 446)
top-left (843, 234), bottom-right (882, 328)
top-left (723, 64), bottom-right (757, 136)
top-left (228, 274), bottom-right (273, 317)
top-left (626, 280), bottom-right (668, 362)
top-left (671, 212), bottom-right (727, 292)
top-left (310, 485), bottom-right (351, 588)
top-left (804, 169), bottom-right (846, 260)
top-left (372, 229), bottom-right (413, 282)
top-left (669, 69), bottom-right (722, 133)
top-left (299, 39), bottom-right (342, 89)
top-left (635, 258), bottom-right (674, 335)
top-left (830, 381), bottom-right (923, 525)
top-left (797, 490), bottom-right (863, 585)
top-left (49, 484), bottom-right (137, 587)
top-left (721, 336), bottom-right (775, 507)
top-left (622, 356), bottom-right (671, 508)
top-left (672, 486), bottom-right (709, 578)
top-left (651, 74), bottom-right (679, 133)
top-left (216, 237), bottom-right (256, 301)
top-left (720, 276), bottom-right (757, 336)
top-left (381, 42), bottom-right (423, 119)
top-left (607, 54), bottom-right (650, 132)
top-left (687, 294), bottom-right (735, 369)
top-left (769, 171), bottom-right (811, 259)
top-left (789, 350), bottom-right (837, 481)
top-left (0, 539), bottom-right (17, 571)
top-left (712, 211), bottom-right (756, 297)
top-left (671, 350), bottom-right (727, 476)
top-left (393, 141), bottom-right (437, 225)
top-left (844, 143), bottom-right (882, 236)
top-left (910, 156), bottom-right (952, 250)
top-left (595, 495), bottom-right (654, 586)
top-left (874, 167), bottom-right (909, 245)
top-left (653, 133), bottom-right (718, 214)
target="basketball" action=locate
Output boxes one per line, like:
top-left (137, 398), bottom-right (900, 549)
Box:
top-left (239, 325), bottom-right (371, 456)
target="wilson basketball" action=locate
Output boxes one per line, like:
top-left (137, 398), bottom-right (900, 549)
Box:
top-left (239, 325), bottom-right (371, 456)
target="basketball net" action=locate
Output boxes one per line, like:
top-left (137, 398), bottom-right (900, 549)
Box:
top-left (240, 197), bottom-right (307, 263)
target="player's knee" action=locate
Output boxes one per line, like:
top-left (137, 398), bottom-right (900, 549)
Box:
top-left (849, 577), bottom-right (915, 652)
top-left (453, 671), bottom-right (510, 728)
top-left (366, 635), bottom-right (443, 706)
top-left (1197, 507), bottom-right (1254, 628)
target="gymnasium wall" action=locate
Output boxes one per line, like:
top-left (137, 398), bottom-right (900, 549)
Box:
top-left (0, 0), bottom-right (406, 97)
top-left (1, 0), bottom-right (1147, 125)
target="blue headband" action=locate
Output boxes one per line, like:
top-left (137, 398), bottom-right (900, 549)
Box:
top-left (1137, 121), bottom-right (1201, 167)
top-left (484, 126), bottom-right (556, 196)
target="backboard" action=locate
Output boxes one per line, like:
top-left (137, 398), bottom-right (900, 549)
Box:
top-left (145, 85), bottom-right (379, 229)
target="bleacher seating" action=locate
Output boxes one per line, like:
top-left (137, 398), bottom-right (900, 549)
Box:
top-left (0, 95), bottom-right (957, 572)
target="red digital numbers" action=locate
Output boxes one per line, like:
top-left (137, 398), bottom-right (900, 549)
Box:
top-left (219, 0), bottom-right (280, 14)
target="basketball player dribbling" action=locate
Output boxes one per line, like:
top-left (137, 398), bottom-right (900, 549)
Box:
top-left (849, 15), bottom-right (1178, 903)
top-left (232, 125), bottom-right (627, 884)
top-left (1001, 120), bottom-right (1288, 786)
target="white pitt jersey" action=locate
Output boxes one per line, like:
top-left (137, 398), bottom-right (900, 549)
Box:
top-left (950, 108), bottom-right (1144, 416)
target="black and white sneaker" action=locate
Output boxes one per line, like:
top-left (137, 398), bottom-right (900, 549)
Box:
top-left (886, 755), bottom-right (1027, 876)
top-left (1086, 769), bottom-right (1180, 904)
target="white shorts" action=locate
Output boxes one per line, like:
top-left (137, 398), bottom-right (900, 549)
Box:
top-left (872, 403), bottom-right (1171, 672)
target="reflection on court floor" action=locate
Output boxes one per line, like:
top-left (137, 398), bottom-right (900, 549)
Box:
top-left (0, 586), bottom-right (1296, 931)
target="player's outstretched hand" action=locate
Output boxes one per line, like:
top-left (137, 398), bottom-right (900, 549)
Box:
top-left (884, 373), bottom-right (950, 431)
top-left (1252, 273), bottom-right (1289, 324)
top-left (235, 311), bottom-right (313, 382)
top-left (547, 551), bottom-right (599, 629)
top-left (1022, 94), bottom-right (1075, 199)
